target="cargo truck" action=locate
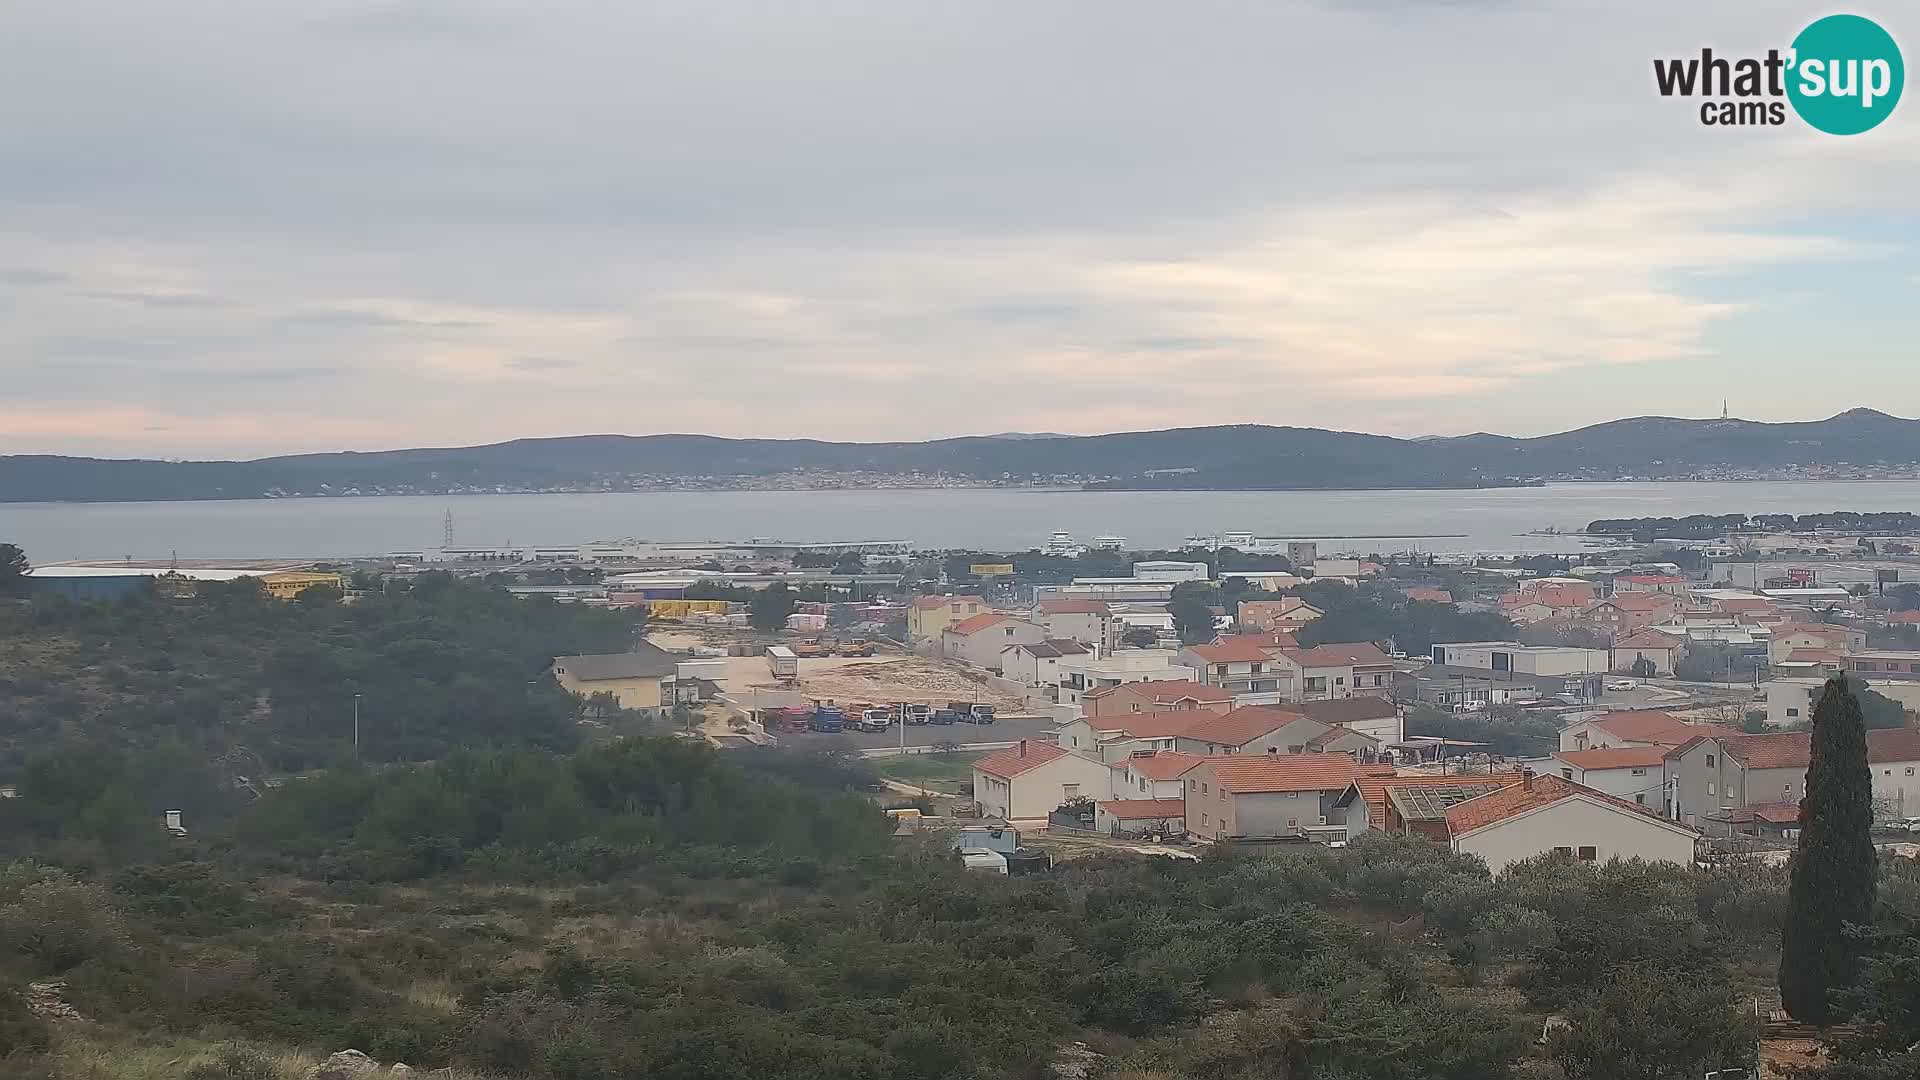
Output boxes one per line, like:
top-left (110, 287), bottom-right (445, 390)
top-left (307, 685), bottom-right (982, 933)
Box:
top-left (765, 646), bottom-right (799, 679)
top-left (809, 707), bottom-right (846, 733)
top-left (946, 701), bottom-right (997, 724)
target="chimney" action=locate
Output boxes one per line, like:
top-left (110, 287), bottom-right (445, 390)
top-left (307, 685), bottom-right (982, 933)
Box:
top-left (1018, 740), bottom-right (1027, 758)
top-left (1520, 768), bottom-right (1533, 790)
top-left (163, 809), bottom-right (186, 836)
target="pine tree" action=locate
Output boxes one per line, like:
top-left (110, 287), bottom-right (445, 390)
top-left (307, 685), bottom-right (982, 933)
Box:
top-left (1778, 676), bottom-right (1878, 1024)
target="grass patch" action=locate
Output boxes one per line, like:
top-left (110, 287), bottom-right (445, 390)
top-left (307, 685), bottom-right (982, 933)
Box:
top-left (872, 751), bottom-right (982, 792)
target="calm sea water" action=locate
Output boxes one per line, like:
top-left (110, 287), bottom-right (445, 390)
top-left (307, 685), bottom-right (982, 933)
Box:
top-left (5, 481), bottom-right (1920, 562)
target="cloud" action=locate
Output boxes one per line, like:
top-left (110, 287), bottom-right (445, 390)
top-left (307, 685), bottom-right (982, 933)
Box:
top-left (0, 1), bottom-right (1915, 454)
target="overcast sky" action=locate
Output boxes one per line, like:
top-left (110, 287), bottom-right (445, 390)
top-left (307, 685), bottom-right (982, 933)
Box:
top-left (3, 1), bottom-right (1917, 457)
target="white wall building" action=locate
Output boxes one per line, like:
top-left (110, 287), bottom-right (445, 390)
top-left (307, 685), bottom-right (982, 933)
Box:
top-left (1445, 775), bottom-right (1699, 875)
top-left (1132, 560), bottom-right (1211, 583)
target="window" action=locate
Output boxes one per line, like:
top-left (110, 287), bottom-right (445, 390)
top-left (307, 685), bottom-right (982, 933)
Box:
top-left (1631, 768), bottom-right (1646, 776)
top-left (1705, 754), bottom-right (1716, 768)
top-left (1131, 703), bottom-right (1141, 712)
top-left (1578, 846), bottom-right (1598, 862)
top-left (1553, 846), bottom-right (1573, 856)
top-left (1201, 813), bottom-right (1209, 826)
top-left (1267, 746), bottom-right (1278, 754)
top-left (1201, 782), bottom-right (1209, 794)
top-left (1287, 818), bottom-right (1298, 828)
top-left (1335, 676), bottom-right (1346, 686)
top-left (1707, 782), bottom-right (1716, 796)
top-left (1787, 708), bottom-right (1799, 717)
top-left (1063, 784), bottom-right (1079, 798)
top-left (1561, 768), bottom-right (1573, 780)
top-left (1908, 767), bottom-right (1916, 776)
top-left (1635, 793), bottom-right (1646, 805)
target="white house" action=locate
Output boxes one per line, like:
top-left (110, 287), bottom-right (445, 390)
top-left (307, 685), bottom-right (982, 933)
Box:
top-left (1558, 710), bottom-right (1739, 753)
top-left (1547, 747), bottom-right (1668, 806)
top-left (1432, 641), bottom-right (1610, 677)
top-left (1173, 707), bottom-right (1330, 756)
top-left (1179, 639), bottom-right (1293, 704)
top-left (1132, 560), bottom-right (1210, 583)
top-left (1107, 749), bottom-right (1207, 800)
top-left (1031, 599), bottom-right (1116, 653)
top-left (999, 639), bottom-right (1090, 687)
top-left (1054, 649), bottom-right (1197, 706)
top-left (1610, 630), bottom-right (1683, 676)
top-left (1443, 773), bottom-right (1700, 875)
top-left (970, 740), bottom-right (1114, 820)
top-left (942, 614), bottom-right (1046, 671)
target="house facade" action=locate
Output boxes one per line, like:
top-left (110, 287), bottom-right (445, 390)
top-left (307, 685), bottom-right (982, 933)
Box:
top-left (999, 639), bottom-right (1089, 686)
top-left (1081, 679), bottom-right (1234, 719)
top-left (1274, 642), bottom-right (1396, 700)
top-left (1179, 639), bottom-right (1294, 704)
top-left (1173, 707), bottom-right (1327, 756)
top-left (1094, 798), bottom-right (1187, 837)
top-left (942, 614), bottom-right (1046, 671)
top-left (1031, 599), bottom-right (1116, 653)
top-left (1558, 710), bottom-right (1739, 753)
top-left (1445, 774), bottom-right (1700, 874)
top-left (907, 594), bottom-right (989, 641)
top-left (1610, 630), bottom-right (1683, 676)
top-left (551, 644), bottom-right (679, 714)
top-left (1183, 755), bottom-right (1372, 841)
top-left (970, 740), bottom-right (1115, 820)
top-left (1549, 746), bottom-right (1667, 806)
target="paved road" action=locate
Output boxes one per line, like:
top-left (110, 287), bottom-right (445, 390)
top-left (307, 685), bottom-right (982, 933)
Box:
top-left (788, 712), bottom-right (1058, 752)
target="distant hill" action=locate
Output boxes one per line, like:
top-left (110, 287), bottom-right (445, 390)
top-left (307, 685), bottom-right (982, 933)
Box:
top-left (4, 409), bottom-right (1919, 502)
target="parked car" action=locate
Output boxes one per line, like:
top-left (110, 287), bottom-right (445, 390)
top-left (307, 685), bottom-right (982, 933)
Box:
top-left (1604, 678), bottom-right (1638, 691)
top-left (1452, 700), bottom-right (1487, 714)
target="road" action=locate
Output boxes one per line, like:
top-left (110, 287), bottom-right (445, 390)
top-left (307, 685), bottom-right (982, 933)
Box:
top-left (787, 712), bottom-right (1059, 752)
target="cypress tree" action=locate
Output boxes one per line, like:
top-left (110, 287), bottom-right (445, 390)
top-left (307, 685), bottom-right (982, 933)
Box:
top-left (1778, 675), bottom-right (1878, 1024)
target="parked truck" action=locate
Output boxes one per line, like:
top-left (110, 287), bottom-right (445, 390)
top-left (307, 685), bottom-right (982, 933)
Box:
top-left (946, 701), bottom-right (997, 724)
top-left (809, 706), bottom-right (846, 733)
top-left (854, 707), bottom-right (893, 733)
top-left (836, 640), bottom-right (875, 657)
top-left (765, 646), bottom-right (799, 680)
top-left (766, 706), bottom-right (813, 733)
top-left (903, 703), bottom-right (933, 726)
top-left (789, 639), bottom-right (830, 659)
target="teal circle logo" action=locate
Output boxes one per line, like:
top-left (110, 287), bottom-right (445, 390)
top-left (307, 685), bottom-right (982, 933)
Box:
top-left (1787, 14), bottom-right (1903, 134)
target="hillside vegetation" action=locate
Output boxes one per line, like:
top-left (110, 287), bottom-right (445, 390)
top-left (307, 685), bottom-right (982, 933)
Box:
top-left (0, 576), bottom-right (640, 776)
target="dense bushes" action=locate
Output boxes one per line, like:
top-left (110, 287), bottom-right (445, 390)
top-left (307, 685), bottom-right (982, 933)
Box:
top-left (0, 575), bottom-right (640, 773)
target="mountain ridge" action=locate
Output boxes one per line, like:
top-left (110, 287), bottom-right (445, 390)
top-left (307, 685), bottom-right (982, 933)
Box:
top-left (3, 410), bottom-right (1917, 502)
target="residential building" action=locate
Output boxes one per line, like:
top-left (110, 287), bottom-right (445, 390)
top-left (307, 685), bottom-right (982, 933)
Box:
top-left (1558, 710), bottom-right (1740, 753)
top-left (1057, 713), bottom-right (1206, 762)
top-left (1614, 573), bottom-right (1690, 597)
top-left (1610, 630), bottom-right (1684, 676)
top-left (1666, 728), bottom-right (1920, 824)
top-left (1031, 599), bottom-right (1116, 653)
top-left (1237, 598), bottom-right (1323, 633)
top-left (942, 614), bottom-right (1046, 671)
top-left (1173, 707), bottom-right (1329, 756)
top-left (1396, 667), bottom-right (1557, 711)
top-left (551, 642), bottom-right (679, 714)
top-left (1444, 773), bottom-right (1700, 874)
top-left (1222, 572), bottom-right (1307, 594)
top-left (1432, 641), bottom-right (1610, 677)
top-left (1280, 695), bottom-right (1405, 743)
top-left (1761, 677), bottom-right (1827, 728)
top-left (1548, 747), bottom-right (1667, 806)
top-left (1305, 725), bottom-right (1384, 759)
top-left (1582, 593), bottom-right (1679, 636)
top-left (999, 639), bottom-right (1090, 686)
top-left (1275, 642), bottom-right (1396, 700)
top-left (1402, 587), bottom-right (1453, 604)
top-left (1108, 749), bottom-right (1207, 799)
top-left (1094, 798), bottom-right (1188, 837)
top-left (1338, 773), bottom-right (1521, 838)
top-left (970, 740), bottom-right (1114, 820)
top-left (1184, 755), bottom-right (1377, 841)
top-left (1313, 558), bottom-right (1363, 579)
top-left (1081, 679), bottom-right (1234, 720)
top-left (906, 594), bottom-right (988, 641)
top-left (1768, 623), bottom-right (1868, 664)
top-left (1054, 650), bottom-right (1197, 707)
top-left (1132, 560), bottom-right (1211, 583)
top-left (1842, 649), bottom-right (1920, 681)
top-left (1179, 638), bottom-right (1294, 703)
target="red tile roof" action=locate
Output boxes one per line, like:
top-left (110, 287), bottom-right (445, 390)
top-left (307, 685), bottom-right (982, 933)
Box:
top-left (1553, 746), bottom-right (1669, 770)
top-left (1869, 727), bottom-right (1920, 763)
top-left (1718, 732), bottom-right (1812, 770)
top-left (945, 613), bottom-right (1007, 636)
top-left (1181, 706), bottom-right (1308, 748)
top-left (1283, 642), bottom-right (1393, 668)
top-left (1746, 801), bottom-right (1801, 824)
top-left (913, 594), bottom-right (983, 610)
top-left (1444, 773), bottom-right (1685, 837)
top-left (1273, 696), bottom-right (1400, 726)
top-left (1783, 648), bottom-right (1845, 665)
top-left (973, 740), bottom-right (1070, 779)
top-left (1097, 798), bottom-right (1188, 820)
top-left (1185, 639), bottom-right (1280, 664)
top-left (1888, 611), bottom-right (1920, 625)
top-left (1214, 631), bottom-right (1300, 650)
top-left (1606, 593), bottom-right (1678, 612)
top-left (1200, 754), bottom-right (1375, 794)
top-left (1348, 773), bottom-right (1521, 829)
top-left (1403, 587), bottom-right (1453, 604)
top-left (1613, 630), bottom-right (1680, 650)
top-left (1037, 599), bottom-right (1111, 615)
top-left (1619, 574), bottom-right (1685, 585)
top-left (1306, 726), bottom-right (1377, 750)
top-left (1087, 679), bottom-right (1233, 704)
top-left (1095, 714), bottom-right (1209, 739)
top-left (1583, 710), bottom-right (1740, 747)
top-left (1118, 750), bottom-right (1209, 780)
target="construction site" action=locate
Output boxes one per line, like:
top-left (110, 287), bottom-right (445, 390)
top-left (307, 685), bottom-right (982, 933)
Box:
top-left (647, 626), bottom-right (1026, 712)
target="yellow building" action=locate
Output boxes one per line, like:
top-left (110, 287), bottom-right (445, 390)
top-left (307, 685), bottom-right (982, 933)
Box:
top-left (260, 571), bottom-right (345, 600)
top-left (906, 594), bottom-right (990, 641)
top-left (551, 642), bottom-right (679, 714)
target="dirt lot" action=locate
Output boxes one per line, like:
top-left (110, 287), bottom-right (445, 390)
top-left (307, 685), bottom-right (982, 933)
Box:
top-left (654, 638), bottom-right (1024, 712)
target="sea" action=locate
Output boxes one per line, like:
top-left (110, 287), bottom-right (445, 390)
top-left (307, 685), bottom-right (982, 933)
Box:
top-left (6, 480), bottom-right (1920, 563)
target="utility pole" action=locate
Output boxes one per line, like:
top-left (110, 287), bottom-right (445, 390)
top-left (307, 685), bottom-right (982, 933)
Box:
top-left (352, 693), bottom-right (362, 758)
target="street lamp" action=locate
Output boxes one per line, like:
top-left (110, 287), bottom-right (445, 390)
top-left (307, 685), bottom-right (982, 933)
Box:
top-left (352, 692), bottom-right (362, 758)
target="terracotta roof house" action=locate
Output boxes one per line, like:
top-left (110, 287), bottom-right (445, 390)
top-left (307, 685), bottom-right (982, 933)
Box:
top-left (1549, 746), bottom-right (1669, 806)
top-left (1275, 695), bottom-right (1405, 742)
top-left (942, 614), bottom-right (1045, 671)
top-left (1558, 709), bottom-right (1740, 752)
top-left (970, 740), bottom-right (1114, 821)
top-left (1109, 750), bottom-right (1210, 800)
top-left (1610, 629), bottom-right (1684, 676)
top-left (1183, 754), bottom-right (1386, 841)
top-left (1403, 587), bottom-right (1454, 604)
top-left (1175, 706), bottom-right (1328, 757)
top-left (1662, 727), bottom-right (1920, 826)
top-left (1337, 773), bottom-right (1522, 840)
top-left (1441, 773), bottom-right (1699, 874)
